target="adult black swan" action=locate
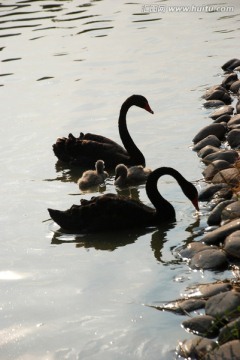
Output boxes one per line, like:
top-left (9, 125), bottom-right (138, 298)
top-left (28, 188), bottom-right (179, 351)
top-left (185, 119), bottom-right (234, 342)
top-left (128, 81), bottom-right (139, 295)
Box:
top-left (48, 167), bottom-right (199, 233)
top-left (52, 95), bottom-right (153, 168)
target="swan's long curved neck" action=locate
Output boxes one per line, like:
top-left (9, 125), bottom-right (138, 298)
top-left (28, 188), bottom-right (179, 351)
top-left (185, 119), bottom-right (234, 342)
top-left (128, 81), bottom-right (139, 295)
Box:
top-left (146, 167), bottom-right (176, 221)
top-left (119, 102), bottom-right (145, 166)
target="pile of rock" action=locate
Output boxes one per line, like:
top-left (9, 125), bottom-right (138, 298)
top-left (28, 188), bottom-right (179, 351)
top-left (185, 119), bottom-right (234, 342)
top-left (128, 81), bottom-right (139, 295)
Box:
top-left (154, 59), bottom-right (240, 358)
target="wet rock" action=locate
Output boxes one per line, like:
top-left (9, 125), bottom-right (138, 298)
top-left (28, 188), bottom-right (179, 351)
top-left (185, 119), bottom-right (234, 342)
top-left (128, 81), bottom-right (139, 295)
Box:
top-left (179, 242), bottom-right (214, 259)
top-left (227, 129), bottom-right (240, 148)
top-left (203, 85), bottom-right (226, 99)
top-left (213, 113), bottom-right (231, 123)
top-left (222, 72), bottom-right (239, 89)
top-left (202, 219), bottom-right (240, 245)
top-left (236, 99), bottom-right (240, 114)
top-left (218, 317), bottom-right (240, 344)
top-left (182, 315), bottom-right (220, 338)
top-left (198, 183), bottom-right (229, 202)
top-left (203, 100), bottom-right (225, 108)
top-left (198, 282), bottom-right (232, 298)
top-left (221, 201), bottom-right (240, 224)
top-left (155, 298), bottom-right (206, 315)
top-left (202, 150), bottom-right (238, 165)
top-left (198, 145), bottom-right (221, 158)
top-left (207, 200), bottom-right (235, 226)
top-left (205, 291), bottom-right (240, 321)
top-left (212, 187), bottom-right (234, 201)
top-left (222, 58), bottom-right (240, 71)
top-left (209, 105), bottom-right (234, 120)
top-left (206, 91), bottom-right (232, 105)
top-left (227, 114), bottom-right (240, 127)
top-left (224, 230), bottom-right (240, 259)
top-left (230, 79), bottom-right (240, 93)
top-left (212, 167), bottom-right (240, 186)
top-left (192, 135), bottom-right (221, 151)
top-left (202, 160), bottom-right (232, 181)
top-left (204, 340), bottom-right (240, 360)
top-left (189, 248), bottom-right (228, 270)
top-left (176, 336), bottom-right (217, 359)
top-left (192, 124), bottom-right (227, 144)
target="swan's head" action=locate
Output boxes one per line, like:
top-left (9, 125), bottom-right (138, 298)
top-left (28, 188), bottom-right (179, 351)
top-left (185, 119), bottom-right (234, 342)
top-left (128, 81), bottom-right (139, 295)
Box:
top-left (95, 159), bottom-right (105, 173)
top-left (127, 95), bottom-right (154, 114)
top-left (115, 164), bottom-right (128, 180)
top-left (182, 181), bottom-right (199, 211)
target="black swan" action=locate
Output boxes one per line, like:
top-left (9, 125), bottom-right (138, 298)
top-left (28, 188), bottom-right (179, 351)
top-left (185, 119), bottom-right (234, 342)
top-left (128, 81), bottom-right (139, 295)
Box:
top-left (48, 167), bottom-right (199, 233)
top-left (52, 95), bottom-right (154, 168)
top-left (78, 160), bottom-right (109, 191)
top-left (114, 163), bottom-right (152, 187)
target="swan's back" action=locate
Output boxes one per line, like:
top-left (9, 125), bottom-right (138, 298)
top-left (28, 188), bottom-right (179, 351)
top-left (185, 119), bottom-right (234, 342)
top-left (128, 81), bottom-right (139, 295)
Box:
top-left (48, 193), bottom-right (156, 233)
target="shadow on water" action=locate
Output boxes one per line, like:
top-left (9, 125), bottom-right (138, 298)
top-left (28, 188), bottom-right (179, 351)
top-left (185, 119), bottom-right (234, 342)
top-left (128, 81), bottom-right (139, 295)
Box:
top-left (49, 219), bottom-right (200, 264)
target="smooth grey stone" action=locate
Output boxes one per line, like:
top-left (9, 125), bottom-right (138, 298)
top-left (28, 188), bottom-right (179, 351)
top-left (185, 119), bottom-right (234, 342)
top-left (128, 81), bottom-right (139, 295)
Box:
top-left (189, 248), bottom-right (228, 270)
top-left (192, 124), bottom-right (227, 144)
top-left (203, 85), bottom-right (226, 99)
top-left (203, 100), bottom-right (225, 108)
top-left (213, 113), bottom-right (231, 123)
top-left (224, 230), bottom-right (240, 258)
top-left (205, 291), bottom-right (240, 320)
top-left (202, 150), bottom-right (238, 165)
top-left (227, 114), bottom-right (240, 127)
top-left (230, 80), bottom-right (240, 93)
top-left (198, 145), bottom-right (222, 158)
top-left (212, 187), bottom-right (233, 201)
top-left (221, 201), bottom-right (240, 224)
top-left (204, 340), bottom-right (240, 360)
top-left (202, 160), bottom-right (231, 181)
top-left (198, 183), bottom-right (229, 201)
top-left (218, 317), bottom-right (240, 344)
top-left (236, 99), bottom-right (240, 114)
top-left (198, 282), bottom-right (232, 298)
top-left (212, 168), bottom-right (240, 186)
top-left (207, 200), bottom-right (235, 226)
top-left (227, 129), bottom-right (240, 148)
top-left (210, 105), bottom-right (234, 120)
top-left (156, 298), bottom-right (206, 315)
top-left (192, 135), bottom-right (221, 151)
top-left (202, 219), bottom-right (240, 245)
top-left (179, 242), bottom-right (214, 259)
top-left (222, 58), bottom-right (240, 71)
top-left (222, 72), bottom-right (238, 89)
top-left (182, 315), bottom-right (219, 338)
top-left (176, 336), bottom-right (217, 359)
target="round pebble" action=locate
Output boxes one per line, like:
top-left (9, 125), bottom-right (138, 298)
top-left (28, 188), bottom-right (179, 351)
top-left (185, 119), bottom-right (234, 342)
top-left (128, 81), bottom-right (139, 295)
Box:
top-left (207, 200), bottom-right (235, 226)
top-left (224, 230), bottom-right (240, 259)
top-left (192, 134), bottom-right (221, 151)
top-left (202, 219), bottom-right (240, 245)
top-left (176, 336), bottom-right (217, 359)
top-left (205, 291), bottom-right (240, 321)
top-left (189, 248), bottom-right (228, 270)
top-left (212, 168), bottom-right (240, 186)
top-left (182, 315), bottom-right (219, 338)
top-left (202, 160), bottom-right (231, 181)
top-left (192, 124), bottom-right (227, 144)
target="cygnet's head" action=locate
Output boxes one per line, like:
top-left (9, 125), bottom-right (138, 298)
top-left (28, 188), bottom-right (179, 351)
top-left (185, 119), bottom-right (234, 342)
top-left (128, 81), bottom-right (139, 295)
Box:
top-left (115, 164), bottom-right (128, 180)
top-left (95, 160), bottom-right (105, 173)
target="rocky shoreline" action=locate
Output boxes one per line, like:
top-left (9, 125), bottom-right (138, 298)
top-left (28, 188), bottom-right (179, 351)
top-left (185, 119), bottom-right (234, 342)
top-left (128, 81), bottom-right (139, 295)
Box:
top-left (154, 59), bottom-right (240, 359)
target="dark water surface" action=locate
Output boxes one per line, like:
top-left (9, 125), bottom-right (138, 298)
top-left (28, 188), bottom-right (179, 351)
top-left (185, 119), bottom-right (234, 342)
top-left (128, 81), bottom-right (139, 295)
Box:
top-left (1, 0), bottom-right (239, 359)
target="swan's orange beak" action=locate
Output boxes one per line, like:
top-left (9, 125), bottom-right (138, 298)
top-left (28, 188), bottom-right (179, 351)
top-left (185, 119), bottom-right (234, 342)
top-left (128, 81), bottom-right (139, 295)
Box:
top-left (192, 197), bottom-right (199, 211)
top-left (144, 103), bottom-right (154, 114)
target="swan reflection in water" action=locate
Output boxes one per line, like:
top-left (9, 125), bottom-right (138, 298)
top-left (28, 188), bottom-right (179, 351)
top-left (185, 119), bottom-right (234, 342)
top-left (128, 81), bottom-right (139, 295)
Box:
top-left (49, 218), bottom-right (200, 263)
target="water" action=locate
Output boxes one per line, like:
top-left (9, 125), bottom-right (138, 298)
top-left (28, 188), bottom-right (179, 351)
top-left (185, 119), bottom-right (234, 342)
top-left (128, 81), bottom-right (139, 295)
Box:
top-left (1, 0), bottom-right (239, 359)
